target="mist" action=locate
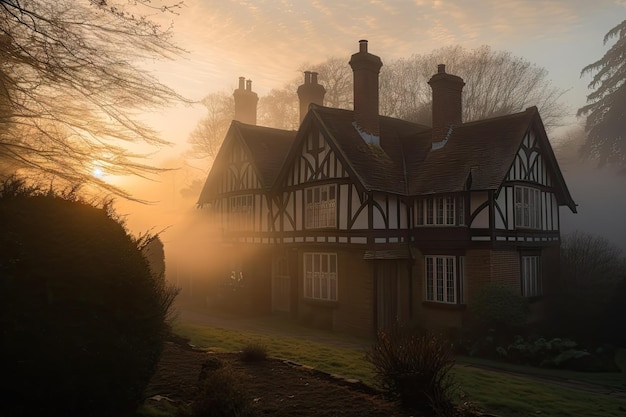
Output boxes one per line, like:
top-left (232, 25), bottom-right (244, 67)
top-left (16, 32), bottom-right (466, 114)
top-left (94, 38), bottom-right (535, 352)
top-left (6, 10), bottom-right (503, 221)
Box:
top-left (555, 126), bottom-right (626, 251)
top-left (113, 155), bottom-right (226, 302)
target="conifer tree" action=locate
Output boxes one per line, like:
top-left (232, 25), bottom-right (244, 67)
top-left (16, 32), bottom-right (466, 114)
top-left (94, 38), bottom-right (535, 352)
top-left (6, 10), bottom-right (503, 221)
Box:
top-left (577, 19), bottom-right (626, 166)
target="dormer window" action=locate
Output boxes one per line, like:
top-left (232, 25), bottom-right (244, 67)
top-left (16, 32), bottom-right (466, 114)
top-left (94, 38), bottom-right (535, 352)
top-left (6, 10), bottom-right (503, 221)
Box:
top-left (305, 184), bottom-right (337, 229)
top-left (515, 186), bottom-right (541, 229)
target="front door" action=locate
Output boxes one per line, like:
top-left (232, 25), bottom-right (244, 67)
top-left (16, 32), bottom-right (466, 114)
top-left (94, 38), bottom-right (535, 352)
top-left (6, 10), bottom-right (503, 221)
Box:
top-left (376, 260), bottom-right (398, 331)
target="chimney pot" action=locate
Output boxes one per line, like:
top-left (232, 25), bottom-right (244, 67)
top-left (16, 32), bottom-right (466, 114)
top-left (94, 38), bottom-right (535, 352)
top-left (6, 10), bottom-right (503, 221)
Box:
top-left (438, 64), bottom-right (446, 74)
top-left (245, 79), bottom-right (252, 91)
top-left (304, 71), bottom-right (311, 84)
top-left (311, 72), bottom-right (318, 84)
top-left (238, 76), bottom-right (245, 90)
top-left (359, 39), bottom-right (368, 53)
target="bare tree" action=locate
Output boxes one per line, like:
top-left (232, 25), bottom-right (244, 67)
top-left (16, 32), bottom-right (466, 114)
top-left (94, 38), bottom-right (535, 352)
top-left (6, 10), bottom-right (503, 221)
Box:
top-left (561, 231), bottom-right (626, 285)
top-left (304, 57), bottom-right (353, 109)
top-left (380, 45), bottom-right (569, 128)
top-left (259, 46), bottom-right (569, 130)
top-left (187, 91), bottom-right (234, 160)
top-left (258, 87), bottom-right (299, 130)
top-left (0, 0), bottom-right (187, 199)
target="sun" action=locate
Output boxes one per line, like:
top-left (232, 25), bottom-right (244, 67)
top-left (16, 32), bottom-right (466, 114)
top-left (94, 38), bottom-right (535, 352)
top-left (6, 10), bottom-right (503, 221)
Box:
top-left (91, 162), bottom-right (106, 179)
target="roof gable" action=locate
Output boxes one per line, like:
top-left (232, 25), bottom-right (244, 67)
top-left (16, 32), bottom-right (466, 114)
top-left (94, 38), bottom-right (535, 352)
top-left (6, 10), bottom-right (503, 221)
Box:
top-left (197, 121), bottom-right (296, 205)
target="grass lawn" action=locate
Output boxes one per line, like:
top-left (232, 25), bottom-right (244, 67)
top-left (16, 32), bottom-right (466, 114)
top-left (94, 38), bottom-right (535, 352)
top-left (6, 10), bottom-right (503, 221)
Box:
top-left (175, 321), bottom-right (626, 417)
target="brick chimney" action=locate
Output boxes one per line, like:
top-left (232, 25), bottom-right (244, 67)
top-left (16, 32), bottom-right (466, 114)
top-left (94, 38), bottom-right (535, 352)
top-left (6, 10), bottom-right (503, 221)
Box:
top-left (233, 76), bottom-right (258, 125)
top-left (428, 64), bottom-right (465, 144)
top-left (349, 40), bottom-right (383, 143)
top-left (297, 71), bottom-right (326, 124)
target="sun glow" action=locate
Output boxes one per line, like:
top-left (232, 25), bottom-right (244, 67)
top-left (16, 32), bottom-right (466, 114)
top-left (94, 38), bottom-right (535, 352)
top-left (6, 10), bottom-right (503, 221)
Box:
top-left (91, 163), bottom-right (105, 179)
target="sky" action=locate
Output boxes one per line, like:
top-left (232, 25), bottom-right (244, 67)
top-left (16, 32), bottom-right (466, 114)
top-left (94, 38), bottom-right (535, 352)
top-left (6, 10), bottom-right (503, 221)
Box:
top-left (141, 0), bottom-right (626, 159)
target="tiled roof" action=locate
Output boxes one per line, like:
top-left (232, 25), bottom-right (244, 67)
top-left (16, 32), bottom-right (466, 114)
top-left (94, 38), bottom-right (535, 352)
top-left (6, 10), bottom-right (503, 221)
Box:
top-left (408, 109), bottom-right (534, 194)
top-left (310, 105), bottom-right (430, 194)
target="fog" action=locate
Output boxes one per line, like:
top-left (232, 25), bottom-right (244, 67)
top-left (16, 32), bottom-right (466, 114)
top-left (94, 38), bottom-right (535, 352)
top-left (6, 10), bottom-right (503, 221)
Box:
top-left (554, 127), bottom-right (626, 252)
top-left (113, 155), bottom-right (226, 301)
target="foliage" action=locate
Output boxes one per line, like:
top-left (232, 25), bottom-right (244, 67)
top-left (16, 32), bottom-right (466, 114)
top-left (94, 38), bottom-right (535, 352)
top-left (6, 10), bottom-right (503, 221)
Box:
top-left (240, 342), bottom-right (268, 362)
top-left (366, 325), bottom-right (457, 414)
top-left (0, 0), bottom-right (187, 198)
top-left (181, 358), bottom-right (254, 417)
top-left (503, 336), bottom-right (589, 367)
top-left (577, 19), bottom-right (626, 166)
top-left (0, 177), bottom-right (178, 417)
top-left (549, 232), bottom-right (626, 346)
top-left (469, 284), bottom-right (529, 329)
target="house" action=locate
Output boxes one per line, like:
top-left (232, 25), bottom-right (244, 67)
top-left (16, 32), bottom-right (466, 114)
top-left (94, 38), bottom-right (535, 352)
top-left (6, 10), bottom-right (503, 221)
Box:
top-left (197, 40), bottom-right (576, 337)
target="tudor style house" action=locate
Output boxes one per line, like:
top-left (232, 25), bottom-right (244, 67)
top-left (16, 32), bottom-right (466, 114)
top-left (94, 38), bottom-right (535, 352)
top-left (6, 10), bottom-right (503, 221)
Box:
top-left (198, 41), bottom-right (576, 337)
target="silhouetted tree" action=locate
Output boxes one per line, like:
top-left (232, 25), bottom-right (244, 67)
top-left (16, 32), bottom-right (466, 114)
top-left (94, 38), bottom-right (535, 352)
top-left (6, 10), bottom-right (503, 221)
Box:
top-left (577, 19), bottom-right (626, 166)
top-left (187, 91), bottom-right (234, 160)
top-left (0, 0), bottom-right (187, 198)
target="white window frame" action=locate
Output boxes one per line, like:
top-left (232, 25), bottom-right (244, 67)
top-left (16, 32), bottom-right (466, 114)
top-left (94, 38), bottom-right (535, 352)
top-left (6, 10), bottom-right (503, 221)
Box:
top-left (417, 196), bottom-right (457, 226)
top-left (305, 184), bottom-right (337, 229)
top-left (228, 194), bottom-right (253, 231)
top-left (425, 255), bottom-right (464, 304)
top-left (304, 252), bottom-right (338, 301)
top-left (521, 255), bottom-right (541, 297)
top-left (515, 186), bottom-right (541, 229)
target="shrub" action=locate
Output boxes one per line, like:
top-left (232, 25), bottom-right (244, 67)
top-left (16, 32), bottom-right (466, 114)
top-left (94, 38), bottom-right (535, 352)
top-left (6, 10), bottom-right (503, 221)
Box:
top-left (0, 180), bottom-right (178, 417)
top-left (505, 336), bottom-right (588, 367)
top-left (182, 360), bottom-right (254, 417)
top-left (367, 325), bottom-right (456, 414)
top-left (470, 284), bottom-right (529, 329)
top-left (240, 342), bottom-right (268, 362)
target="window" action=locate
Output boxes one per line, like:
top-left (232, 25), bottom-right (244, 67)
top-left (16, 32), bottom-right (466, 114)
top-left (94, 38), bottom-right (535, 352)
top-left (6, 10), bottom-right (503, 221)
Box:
top-left (417, 196), bottom-right (457, 226)
top-left (515, 186), bottom-right (541, 229)
top-left (425, 255), bottom-right (464, 304)
top-left (228, 194), bottom-right (253, 230)
top-left (304, 253), bottom-right (338, 301)
top-left (305, 184), bottom-right (337, 229)
top-left (521, 255), bottom-right (541, 297)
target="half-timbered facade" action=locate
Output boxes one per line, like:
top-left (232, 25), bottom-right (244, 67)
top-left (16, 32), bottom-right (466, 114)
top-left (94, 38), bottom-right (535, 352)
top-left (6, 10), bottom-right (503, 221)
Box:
top-left (198, 41), bottom-right (576, 336)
